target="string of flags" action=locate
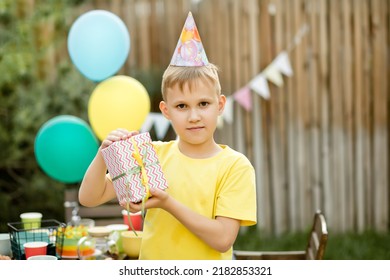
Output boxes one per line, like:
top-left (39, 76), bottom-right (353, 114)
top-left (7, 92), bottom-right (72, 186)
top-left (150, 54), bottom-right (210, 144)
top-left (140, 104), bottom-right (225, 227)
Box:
top-left (221, 24), bottom-right (309, 125)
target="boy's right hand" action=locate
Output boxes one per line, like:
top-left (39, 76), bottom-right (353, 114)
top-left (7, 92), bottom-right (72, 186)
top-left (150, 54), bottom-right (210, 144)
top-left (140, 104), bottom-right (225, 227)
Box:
top-left (100, 128), bottom-right (139, 150)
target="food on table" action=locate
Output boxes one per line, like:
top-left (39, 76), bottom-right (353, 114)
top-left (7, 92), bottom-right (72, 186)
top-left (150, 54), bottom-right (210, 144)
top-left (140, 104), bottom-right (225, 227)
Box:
top-left (56, 225), bottom-right (93, 258)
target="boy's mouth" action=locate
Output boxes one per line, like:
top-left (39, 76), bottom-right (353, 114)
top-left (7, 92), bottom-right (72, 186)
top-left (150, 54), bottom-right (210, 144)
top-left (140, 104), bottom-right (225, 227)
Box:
top-left (187, 126), bottom-right (204, 131)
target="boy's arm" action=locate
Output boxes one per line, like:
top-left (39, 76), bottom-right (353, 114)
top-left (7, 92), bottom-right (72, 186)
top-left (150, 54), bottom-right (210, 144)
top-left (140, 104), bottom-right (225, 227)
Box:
top-left (127, 188), bottom-right (241, 253)
top-left (78, 149), bottom-right (116, 207)
top-left (79, 128), bottom-right (139, 207)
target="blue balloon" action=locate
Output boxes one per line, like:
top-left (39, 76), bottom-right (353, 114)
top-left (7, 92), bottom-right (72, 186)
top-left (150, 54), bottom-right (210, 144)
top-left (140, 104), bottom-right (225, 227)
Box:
top-left (68, 10), bottom-right (130, 82)
top-left (34, 115), bottom-right (99, 184)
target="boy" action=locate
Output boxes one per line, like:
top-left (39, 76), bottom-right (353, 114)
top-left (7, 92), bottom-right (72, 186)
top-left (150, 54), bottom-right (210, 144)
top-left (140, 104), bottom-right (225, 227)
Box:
top-left (79, 12), bottom-right (256, 260)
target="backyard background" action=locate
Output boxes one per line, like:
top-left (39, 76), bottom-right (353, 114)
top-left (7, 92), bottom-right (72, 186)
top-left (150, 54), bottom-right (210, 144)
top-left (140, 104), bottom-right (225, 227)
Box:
top-left (0, 0), bottom-right (389, 259)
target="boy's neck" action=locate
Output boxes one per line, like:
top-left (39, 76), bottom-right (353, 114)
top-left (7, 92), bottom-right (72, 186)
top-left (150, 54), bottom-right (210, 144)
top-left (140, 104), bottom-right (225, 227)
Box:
top-left (177, 139), bottom-right (222, 159)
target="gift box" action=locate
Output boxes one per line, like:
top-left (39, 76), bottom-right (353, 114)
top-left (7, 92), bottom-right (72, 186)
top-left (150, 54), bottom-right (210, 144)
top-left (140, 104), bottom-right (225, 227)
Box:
top-left (101, 132), bottom-right (168, 203)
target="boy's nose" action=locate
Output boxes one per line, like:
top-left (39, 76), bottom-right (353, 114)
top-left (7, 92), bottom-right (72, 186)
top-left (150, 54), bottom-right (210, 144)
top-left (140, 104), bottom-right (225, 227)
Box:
top-left (188, 109), bottom-right (201, 122)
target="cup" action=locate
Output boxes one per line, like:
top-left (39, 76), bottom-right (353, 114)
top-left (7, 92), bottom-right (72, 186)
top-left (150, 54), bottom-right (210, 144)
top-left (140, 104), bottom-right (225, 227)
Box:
top-left (20, 212), bottom-right (43, 229)
top-left (23, 241), bottom-right (48, 259)
top-left (122, 210), bottom-right (143, 231)
top-left (106, 224), bottom-right (129, 254)
top-left (0, 233), bottom-right (11, 257)
top-left (27, 255), bottom-right (57, 260)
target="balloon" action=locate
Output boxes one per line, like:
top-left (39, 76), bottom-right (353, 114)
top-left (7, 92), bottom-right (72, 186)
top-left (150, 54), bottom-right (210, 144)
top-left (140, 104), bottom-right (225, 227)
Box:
top-left (88, 75), bottom-right (151, 140)
top-left (34, 115), bottom-right (99, 184)
top-left (67, 10), bottom-right (130, 82)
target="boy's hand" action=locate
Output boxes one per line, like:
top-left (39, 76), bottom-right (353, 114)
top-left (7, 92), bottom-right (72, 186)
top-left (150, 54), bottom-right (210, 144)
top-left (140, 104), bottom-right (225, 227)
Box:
top-left (100, 128), bottom-right (139, 150)
top-left (120, 188), bottom-right (170, 212)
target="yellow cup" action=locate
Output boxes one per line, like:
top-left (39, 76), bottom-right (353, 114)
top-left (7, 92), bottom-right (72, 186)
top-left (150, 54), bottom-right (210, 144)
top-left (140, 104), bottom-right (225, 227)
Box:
top-left (20, 212), bottom-right (42, 229)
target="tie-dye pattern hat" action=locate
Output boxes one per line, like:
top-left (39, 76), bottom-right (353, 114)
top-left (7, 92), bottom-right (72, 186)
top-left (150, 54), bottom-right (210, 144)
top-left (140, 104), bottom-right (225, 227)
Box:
top-left (170, 12), bottom-right (209, 67)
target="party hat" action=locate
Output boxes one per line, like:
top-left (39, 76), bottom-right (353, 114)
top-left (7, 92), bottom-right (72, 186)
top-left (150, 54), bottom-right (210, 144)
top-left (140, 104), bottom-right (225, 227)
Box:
top-left (170, 12), bottom-right (209, 66)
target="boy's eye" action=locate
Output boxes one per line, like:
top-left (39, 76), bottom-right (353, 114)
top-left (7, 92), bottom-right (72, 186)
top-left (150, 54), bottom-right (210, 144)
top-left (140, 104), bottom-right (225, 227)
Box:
top-left (199, 102), bottom-right (209, 107)
top-left (176, 104), bottom-right (186, 109)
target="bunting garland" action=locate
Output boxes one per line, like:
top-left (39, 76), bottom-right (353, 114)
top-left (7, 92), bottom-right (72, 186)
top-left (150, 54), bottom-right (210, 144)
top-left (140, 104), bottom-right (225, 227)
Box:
top-left (140, 112), bottom-right (171, 140)
top-left (219, 24), bottom-right (309, 127)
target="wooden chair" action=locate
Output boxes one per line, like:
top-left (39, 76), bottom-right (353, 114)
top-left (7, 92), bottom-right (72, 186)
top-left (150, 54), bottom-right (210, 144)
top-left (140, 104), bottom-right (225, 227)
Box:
top-left (64, 188), bottom-right (123, 226)
top-left (234, 210), bottom-right (328, 260)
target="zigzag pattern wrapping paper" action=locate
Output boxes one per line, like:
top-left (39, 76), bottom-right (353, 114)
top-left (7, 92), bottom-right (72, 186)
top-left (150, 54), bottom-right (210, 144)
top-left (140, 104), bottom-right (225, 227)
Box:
top-left (101, 132), bottom-right (168, 203)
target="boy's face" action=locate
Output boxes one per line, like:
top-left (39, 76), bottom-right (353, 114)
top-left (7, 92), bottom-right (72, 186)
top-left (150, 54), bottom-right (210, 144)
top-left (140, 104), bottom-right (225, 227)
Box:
top-left (159, 79), bottom-right (225, 149)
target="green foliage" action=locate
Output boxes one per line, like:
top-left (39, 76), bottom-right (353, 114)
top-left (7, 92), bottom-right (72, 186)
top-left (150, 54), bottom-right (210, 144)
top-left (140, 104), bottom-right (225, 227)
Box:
top-left (0, 0), bottom-right (94, 232)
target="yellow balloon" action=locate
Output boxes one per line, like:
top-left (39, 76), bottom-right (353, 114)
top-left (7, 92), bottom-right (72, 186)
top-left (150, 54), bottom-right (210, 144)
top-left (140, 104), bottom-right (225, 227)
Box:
top-left (88, 75), bottom-right (151, 140)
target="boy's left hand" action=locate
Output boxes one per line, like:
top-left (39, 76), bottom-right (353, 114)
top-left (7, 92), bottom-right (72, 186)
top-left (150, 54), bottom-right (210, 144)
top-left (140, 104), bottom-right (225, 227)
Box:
top-left (120, 188), bottom-right (169, 212)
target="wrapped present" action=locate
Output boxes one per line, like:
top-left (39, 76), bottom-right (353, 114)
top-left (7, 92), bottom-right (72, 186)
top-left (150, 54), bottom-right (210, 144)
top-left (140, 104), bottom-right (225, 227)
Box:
top-left (101, 132), bottom-right (168, 203)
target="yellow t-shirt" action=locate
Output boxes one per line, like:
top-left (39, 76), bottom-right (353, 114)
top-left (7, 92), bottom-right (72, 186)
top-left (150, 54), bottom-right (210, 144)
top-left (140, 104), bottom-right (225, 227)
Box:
top-left (137, 140), bottom-right (257, 260)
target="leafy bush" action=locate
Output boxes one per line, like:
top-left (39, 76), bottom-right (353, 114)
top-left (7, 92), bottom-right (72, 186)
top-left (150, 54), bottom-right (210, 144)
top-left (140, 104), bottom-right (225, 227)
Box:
top-left (0, 0), bottom-right (93, 231)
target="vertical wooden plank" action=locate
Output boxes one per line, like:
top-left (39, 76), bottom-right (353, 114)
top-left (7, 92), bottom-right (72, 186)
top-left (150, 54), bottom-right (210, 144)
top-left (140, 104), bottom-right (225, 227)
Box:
top-left (284, 0), bottom-right (299, 232)
top-left (341, 0), bottom-right (354, 230)
top-left (318, 0), bottom-right (331, 228)
top-left (329, 0), bottom-right (348, 233)
top-left (307, 0), bottom-right (322, 214)
top-left (122, 0), bottom-right (137, 75)
top-left (215, 0), bottom-right (235, 148)
top-left (231, 0), bottom-right (246, 156)
top-left (371, 0), bottom-right (388, 232)
top-left (291, 0), bottom-right (308, 230)
top-left (237, 2), bottom-right (253, 161)
top-left (258, 0), bottom-right (273, 234)
top-left (299, 0), bottom-right (312, 226)
top-left (246, 0), bottom-right (265, 232)
top-left (110, 0), bottom-right (123, 16)
top-left (138, 0), bottom-right (151, 70)
top-left (149, 0), bottom-right (159, 66)
top-left (352, 0), bottom-right (366, 232)
top-left (268, 0), bottom-right (288, 235)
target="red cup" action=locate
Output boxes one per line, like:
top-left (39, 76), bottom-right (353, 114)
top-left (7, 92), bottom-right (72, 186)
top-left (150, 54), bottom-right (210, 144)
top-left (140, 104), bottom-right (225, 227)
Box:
top-left (122, 210), bottom-right (143, 231)
top-left (23, 241), bottom-right (48, 259)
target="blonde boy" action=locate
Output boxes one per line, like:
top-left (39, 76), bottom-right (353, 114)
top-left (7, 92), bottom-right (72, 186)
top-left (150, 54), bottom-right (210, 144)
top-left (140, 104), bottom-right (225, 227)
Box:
top-left (79, 12), bottom-right (256, 260)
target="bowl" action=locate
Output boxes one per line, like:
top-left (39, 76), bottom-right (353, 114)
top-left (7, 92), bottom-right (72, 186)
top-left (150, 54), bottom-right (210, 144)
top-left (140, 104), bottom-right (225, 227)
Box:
top-left (0, 233), bottom-right (11, 257)
top-left (121, 231), bottom-right (142, 259)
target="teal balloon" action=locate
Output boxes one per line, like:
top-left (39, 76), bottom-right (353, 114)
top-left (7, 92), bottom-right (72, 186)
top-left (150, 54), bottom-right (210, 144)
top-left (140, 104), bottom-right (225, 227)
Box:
top-left (34, 115), bottom-right (99, 184)
top-left (68, 10), bottom-right (130, 82)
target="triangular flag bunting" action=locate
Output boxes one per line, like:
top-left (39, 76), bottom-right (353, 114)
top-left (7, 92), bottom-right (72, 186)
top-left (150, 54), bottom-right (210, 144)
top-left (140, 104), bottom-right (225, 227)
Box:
top-left (233, 86), bottom-right (252, 111)
top-left (249, 74), bottom-right (270, 99)
top-left (140, 113), bottom-right (171, 140)
top-left (153, 114), bottom-right (171, 140)
top-left (140, 113), bottom-right (155, 133)
top-left (222, 95), bottom-right (234, 124)
top-left (217, 115), bottom-right (224, 129)
top-left (274, 51), bottom-right (293, 77)
top-left (263, 62), bottom-right (284, 87)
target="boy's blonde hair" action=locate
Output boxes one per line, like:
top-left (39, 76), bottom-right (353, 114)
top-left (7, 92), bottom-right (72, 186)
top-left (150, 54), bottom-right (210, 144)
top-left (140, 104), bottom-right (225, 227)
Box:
top-left (161, 63), bottom-right (221, 100)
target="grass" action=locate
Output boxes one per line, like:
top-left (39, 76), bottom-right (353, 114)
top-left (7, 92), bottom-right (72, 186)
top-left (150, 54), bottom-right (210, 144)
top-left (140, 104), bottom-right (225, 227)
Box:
top-left (235, 227), bottom-right (390, 260)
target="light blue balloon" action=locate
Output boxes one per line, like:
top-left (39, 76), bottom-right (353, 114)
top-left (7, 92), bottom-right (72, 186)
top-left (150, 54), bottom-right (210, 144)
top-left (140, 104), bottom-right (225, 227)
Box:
top-left (34, 115), bottom-right (99, 184)
top-left (68, 10), bottom-right (130, 82)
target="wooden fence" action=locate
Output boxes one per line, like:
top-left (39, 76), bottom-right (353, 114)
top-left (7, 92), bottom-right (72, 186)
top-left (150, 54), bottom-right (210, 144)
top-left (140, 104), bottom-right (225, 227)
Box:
top-left (31, 0), bottom-right (389, 235)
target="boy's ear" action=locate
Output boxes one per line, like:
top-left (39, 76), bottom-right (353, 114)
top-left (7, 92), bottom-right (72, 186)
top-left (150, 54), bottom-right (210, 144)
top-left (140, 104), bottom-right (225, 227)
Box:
top-left (159, 101), bottom-right (170, 120)
top-left (218, 94), bottom-right (227, 115)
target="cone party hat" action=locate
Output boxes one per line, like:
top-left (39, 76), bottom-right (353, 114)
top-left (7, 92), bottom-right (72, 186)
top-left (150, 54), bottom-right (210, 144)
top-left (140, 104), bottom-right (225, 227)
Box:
top-left (170, 12), bottom-right (209, 66)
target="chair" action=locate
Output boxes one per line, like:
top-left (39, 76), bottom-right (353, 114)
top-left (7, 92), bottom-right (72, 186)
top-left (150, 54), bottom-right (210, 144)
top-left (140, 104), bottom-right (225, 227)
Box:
top-left (234, 210), bottom-right (328, 260)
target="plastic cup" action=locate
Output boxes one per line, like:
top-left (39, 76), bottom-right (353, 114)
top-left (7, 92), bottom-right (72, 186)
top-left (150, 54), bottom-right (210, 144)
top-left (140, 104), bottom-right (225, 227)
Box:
top-left (20, 212), bottom-right (42, 229)
top-left (122, 210), bottom-right (143, 231)
top-left (23, 241), bottom-right (48, 259)
top-left (27, 255), bottom-right (57, 260)
top-left (106, 224), bottom-right (129, 254)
